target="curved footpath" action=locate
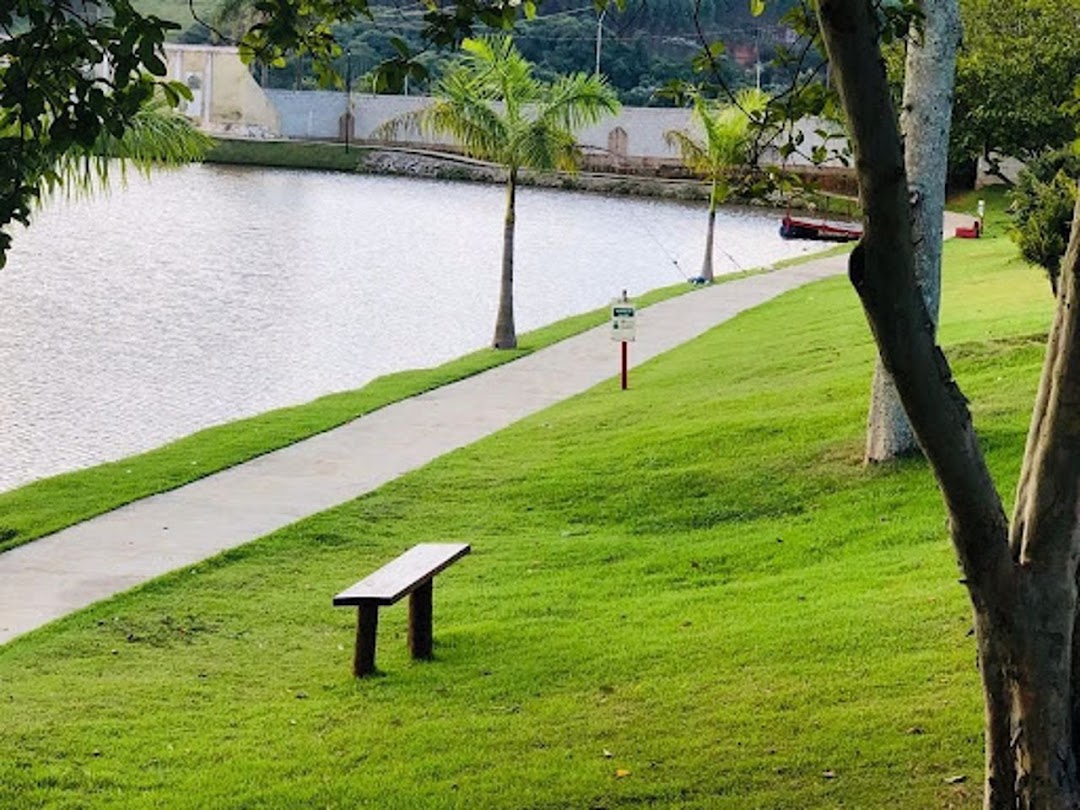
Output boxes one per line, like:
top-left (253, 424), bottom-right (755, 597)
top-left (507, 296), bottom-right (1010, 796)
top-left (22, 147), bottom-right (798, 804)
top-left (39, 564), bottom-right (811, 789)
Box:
top-left (0, 218), bottom-right (969, 645)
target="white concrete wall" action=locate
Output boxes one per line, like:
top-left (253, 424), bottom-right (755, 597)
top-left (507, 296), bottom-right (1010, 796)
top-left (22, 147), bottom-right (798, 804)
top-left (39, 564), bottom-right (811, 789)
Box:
top-left (578, 107), bottom-right (695, 157)
top-left (265, 89), bottom-right (347, 139)
top-left (164, 44), bottom-right (280, 135)
top-left (976, 153), bottom-right (1026, 188)
top-left (263, 89), bottom-right (851, 167)
top-left (265, 91), bottom-right (458, 145)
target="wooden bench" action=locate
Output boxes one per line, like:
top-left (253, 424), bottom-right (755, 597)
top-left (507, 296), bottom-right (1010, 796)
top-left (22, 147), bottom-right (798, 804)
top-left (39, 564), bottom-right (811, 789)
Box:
top-left (333, 543), bottom-right (471, 677)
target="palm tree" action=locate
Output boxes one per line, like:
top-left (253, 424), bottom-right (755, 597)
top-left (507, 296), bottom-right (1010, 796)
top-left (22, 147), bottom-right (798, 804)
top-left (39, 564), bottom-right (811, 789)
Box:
top-left (381, 36), bottom-right (620, 349)
top-left (1, 97), bottom-right (211, 266)
top-left (46, 99), bottom-right (213, 202)
top-left (665, 89), bottom-right (767, 283)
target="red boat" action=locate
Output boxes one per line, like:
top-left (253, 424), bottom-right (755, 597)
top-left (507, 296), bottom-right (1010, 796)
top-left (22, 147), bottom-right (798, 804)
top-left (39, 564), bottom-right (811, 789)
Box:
top-left (779, 215), bottom-right (863, 242)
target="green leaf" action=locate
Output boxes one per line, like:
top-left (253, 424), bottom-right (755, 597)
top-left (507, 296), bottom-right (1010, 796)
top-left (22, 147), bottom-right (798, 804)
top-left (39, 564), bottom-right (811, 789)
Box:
top-left (691, 42), bottom-right (726, 75)
top-left (750, 0), bottom-right (766, 17)
top-left (144, 53), bottom-right (167, 77)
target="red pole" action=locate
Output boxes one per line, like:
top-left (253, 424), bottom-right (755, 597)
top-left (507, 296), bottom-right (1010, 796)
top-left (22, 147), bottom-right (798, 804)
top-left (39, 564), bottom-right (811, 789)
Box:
top-left (621, 340), bottom-right (628, 390)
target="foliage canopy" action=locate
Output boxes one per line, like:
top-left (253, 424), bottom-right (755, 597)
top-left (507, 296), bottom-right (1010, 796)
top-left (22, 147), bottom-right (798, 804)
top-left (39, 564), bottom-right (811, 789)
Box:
top-left (951, 0), bottom-right (1080, 174)
top-left (397, 36), bottom-right (620, 174)
top-left (0, 0), bottom-right (200, 263)
top-left (1010, 148), bottom-right (1080, 294)
top-left (0, 0), bottom-right (549, 265)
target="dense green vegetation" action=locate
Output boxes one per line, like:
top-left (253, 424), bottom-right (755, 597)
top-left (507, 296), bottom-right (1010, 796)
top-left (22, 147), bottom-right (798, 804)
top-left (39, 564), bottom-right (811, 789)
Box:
top-left (0, 202), bottom-right (1052, 807)
top-left (952, 0), bottom-right (1080, 177)
top-left (1008, 148), bottom-right (1080, 295)
top-left (153, 0), bottom-right (798, 103)
top-left (881, 0), bottom-right (1080, 185)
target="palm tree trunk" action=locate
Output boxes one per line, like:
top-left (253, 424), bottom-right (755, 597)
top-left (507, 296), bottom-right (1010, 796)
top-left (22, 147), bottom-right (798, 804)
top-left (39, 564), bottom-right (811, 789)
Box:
top-left (701, 178), bottom-right (718, 283)
top-left (493, 168), bottom-right (518, 349)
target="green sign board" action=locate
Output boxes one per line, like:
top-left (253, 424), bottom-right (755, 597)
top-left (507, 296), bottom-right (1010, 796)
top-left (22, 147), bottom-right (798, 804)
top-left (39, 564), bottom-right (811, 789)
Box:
top-left (610, 301), bottom-right (636, 342)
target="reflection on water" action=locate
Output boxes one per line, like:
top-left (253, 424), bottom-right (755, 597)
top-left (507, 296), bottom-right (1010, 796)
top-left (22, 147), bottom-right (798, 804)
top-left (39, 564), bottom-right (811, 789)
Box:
top-left (0, 164), bottom-right (823, 492)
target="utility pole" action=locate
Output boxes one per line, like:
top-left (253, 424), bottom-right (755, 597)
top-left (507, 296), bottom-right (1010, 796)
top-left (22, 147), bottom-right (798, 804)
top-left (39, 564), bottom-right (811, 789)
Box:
top-left (345, 46), bottom-right (352, 153)
top-left (594, 7), bottom-right (607, 76)
top-left (754, 27), bottom-right (762, 90)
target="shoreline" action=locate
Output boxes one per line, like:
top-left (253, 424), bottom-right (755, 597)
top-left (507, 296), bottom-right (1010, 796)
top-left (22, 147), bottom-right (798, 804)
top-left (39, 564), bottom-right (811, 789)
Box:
top-left (204, 137), bottom-right (863, 220)
top-left (0, 234), bottom-right (848, 555)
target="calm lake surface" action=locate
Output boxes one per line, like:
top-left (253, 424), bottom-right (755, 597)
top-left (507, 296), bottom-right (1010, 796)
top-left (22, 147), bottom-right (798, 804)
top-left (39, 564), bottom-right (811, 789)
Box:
top-left (0, 164), bottom-right (827, 492)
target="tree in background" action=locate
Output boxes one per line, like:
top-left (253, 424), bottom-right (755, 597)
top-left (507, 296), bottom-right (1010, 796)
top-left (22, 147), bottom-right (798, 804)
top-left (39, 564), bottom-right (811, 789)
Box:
top-left (816, 0), bottom-right (1080, 802)
top-left (181, 0), bottom-right (795, 101)
top-left (1010, 148), bottom-right (1080, 295)
top-left (664, 88), bottom-right (767, 283)
top-left (379, 36), bottom-right (619, 349)
top-left (950, 0), bottom-right (1080, 184)
top-left (863, 0), bottom-right (961, 463)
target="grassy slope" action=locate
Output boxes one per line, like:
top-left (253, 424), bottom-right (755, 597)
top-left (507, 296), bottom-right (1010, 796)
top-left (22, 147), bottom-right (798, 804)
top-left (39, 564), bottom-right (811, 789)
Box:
top-left (205, 140), bottom-right (375, 174)
top-left (0, 282), bottom-right (701, 554)
top-left (134, 0), bottom-right (216, 32)
top-left (0, 213), bottom-right (1052, 807)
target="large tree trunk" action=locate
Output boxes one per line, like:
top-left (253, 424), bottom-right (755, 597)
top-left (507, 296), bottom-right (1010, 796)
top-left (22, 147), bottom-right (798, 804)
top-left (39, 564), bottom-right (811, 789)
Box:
top-left (701, 178), bottom-right (718, 283)
top-left (818, 1), bottom-right (1080, 806)
top-left (992, 194), bottom-right (1080, 809)
top-left (492, 168), bottom-right (518, 349)
top-left (864, 0), bottom-right (961, 462)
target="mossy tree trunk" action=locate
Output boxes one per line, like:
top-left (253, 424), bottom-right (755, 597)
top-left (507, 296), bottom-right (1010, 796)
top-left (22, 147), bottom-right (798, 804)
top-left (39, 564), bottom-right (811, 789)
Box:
top-left (818, 0), bottom-right (1080, 805)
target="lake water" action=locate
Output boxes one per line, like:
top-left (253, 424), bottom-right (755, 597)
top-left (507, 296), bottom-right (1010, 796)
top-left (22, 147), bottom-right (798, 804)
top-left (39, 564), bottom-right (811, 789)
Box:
top-left (0, 164), bottom-right (826, 492)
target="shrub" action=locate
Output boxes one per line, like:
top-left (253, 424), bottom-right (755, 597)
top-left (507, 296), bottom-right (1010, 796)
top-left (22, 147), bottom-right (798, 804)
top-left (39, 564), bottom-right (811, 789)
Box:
top-left (1009, 148), bottom-right (1080, 294)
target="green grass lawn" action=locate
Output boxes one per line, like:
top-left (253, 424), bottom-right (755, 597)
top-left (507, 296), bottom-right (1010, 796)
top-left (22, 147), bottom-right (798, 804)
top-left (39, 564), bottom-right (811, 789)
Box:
top-left (0, 215), bottom-right (1054, 807)
top-left (134, 0), bottom-right (217, 32)
top-left (0, 281), bottom-right (706, 555)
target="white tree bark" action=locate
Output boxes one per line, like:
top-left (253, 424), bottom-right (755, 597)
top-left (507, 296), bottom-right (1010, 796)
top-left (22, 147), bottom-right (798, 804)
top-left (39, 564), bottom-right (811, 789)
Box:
top-left (864, 0), bottom-right (962, 463)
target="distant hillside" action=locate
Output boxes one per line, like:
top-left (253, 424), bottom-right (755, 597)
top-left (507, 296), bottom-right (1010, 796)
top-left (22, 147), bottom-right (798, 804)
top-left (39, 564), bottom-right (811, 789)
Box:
top-left (143, 0), bottom-right (800, 104)
top-left (134, 0), bottom-right (216, 32)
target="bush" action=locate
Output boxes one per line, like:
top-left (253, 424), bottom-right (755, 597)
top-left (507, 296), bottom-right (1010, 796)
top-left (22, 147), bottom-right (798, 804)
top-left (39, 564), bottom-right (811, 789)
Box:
top-left (1009, 148), bottom-right (1080, 294)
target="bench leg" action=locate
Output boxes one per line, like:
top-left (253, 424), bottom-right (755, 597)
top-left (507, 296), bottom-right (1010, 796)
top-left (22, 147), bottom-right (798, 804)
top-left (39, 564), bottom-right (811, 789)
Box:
top-left (354, 605), bottom-right (379, 677)
top-left (408, 580), bottom-right (433, 660)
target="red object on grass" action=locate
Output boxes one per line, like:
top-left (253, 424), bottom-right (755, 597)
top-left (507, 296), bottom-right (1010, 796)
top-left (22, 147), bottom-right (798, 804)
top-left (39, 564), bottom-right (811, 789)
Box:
top-left (954, 221), bottom-right (982, 239)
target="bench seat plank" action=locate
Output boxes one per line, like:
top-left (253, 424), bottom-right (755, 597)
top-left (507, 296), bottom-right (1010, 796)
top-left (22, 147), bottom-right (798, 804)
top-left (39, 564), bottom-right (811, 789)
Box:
top-left (333, 543), bottom-right (470, 607)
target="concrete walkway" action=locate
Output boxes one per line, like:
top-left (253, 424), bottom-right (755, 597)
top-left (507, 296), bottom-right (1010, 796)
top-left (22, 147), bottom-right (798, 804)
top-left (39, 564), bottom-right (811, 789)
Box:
top-left (1, 226), bottom-right (965, 644)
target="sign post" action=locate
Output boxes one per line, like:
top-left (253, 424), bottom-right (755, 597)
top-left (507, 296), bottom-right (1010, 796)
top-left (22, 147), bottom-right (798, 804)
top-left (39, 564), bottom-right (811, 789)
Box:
top-left (610, 290), bottom-right (636, 391)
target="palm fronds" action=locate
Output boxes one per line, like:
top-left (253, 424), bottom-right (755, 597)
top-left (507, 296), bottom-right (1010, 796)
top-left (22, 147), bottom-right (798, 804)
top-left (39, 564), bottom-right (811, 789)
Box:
top-left (378, 35), bottom-right (620, 175)
top-left (45, 99), bottom-right (212, 201)
top-left (665, 88), bottom-right (767, 184)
